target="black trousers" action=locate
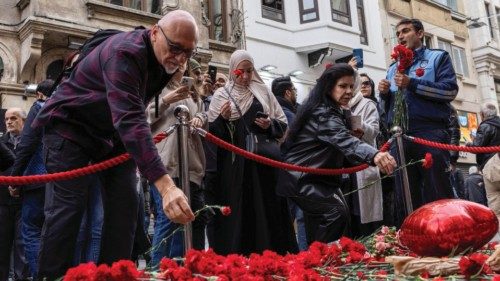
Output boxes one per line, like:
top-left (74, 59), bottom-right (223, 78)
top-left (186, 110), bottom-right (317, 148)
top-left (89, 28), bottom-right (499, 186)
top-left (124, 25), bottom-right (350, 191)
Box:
top-left (37, 131), bottom-right (138, 280)
top-left (290, 183), bottom-right (348, 245)
top-left (0, 204), bottom-right (30, 281)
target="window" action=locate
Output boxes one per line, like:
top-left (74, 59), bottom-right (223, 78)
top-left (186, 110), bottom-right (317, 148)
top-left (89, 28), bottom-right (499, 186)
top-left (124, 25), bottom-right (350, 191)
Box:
top-left (46, 60), bottom-right (64, 81)
top-left (105, 0), bottom-right (162, 14)
top-left (424, 35), bottom-right (432, 48)
top-left (495, 79), bottom-right (500, 105)
top-left (433, 0), bottom-right (457, 11)
top-left (438, 39), bottom-right (469, 77)
top-left (0, 57), bottom-right (3, 81)
top-left (299, 0), bottom-right (319, 23)
top-left (330, 0), bottom-right (351, 25)
top-left (206, 0), bottom-right (228, 41)
top-left (356, 0), bottom-right (368, 44)
top-left (262, 0), bottom-right (285, 23)
top-left (486, 3), bottom-right (495, 39)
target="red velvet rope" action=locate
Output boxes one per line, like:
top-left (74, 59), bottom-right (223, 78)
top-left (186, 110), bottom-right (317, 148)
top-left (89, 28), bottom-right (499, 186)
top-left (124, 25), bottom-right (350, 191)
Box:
top-left (406, 136), bottom-right (500, 153)
top-left (0, 133), bottom-right (170, 186)
top-left (204, 132), bottom-right (391, 176)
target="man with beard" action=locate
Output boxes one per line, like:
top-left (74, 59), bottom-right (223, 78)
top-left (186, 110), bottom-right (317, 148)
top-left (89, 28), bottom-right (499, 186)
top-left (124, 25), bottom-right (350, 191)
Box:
top-left (32, 10), bottom-right (197, 279)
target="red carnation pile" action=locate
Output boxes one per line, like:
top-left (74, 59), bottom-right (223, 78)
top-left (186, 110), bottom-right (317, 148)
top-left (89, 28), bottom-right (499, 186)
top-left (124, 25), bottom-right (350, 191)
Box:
top-left (391, 44), bottom-right (414, 73)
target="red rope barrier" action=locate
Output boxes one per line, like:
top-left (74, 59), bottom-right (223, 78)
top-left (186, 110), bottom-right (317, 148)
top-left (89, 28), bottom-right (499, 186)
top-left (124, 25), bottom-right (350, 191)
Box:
top-left (204, 132), bottom-right (391, 176)
top-left (407, 136), bottom-right (500, 153)
top-left (0, 131), bottom-right (172, 186)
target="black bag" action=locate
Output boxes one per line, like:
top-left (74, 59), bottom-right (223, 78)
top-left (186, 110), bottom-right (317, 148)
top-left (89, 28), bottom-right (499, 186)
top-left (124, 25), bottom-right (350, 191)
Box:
top-left (224, 87), bottom-right (281, 160)
top-left (245, 132), bottom-right (281, 160)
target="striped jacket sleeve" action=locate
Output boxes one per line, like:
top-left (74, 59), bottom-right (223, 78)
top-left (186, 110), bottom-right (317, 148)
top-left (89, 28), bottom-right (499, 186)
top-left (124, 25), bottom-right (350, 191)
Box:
top-left (408, 52), bottom-right (458, 102)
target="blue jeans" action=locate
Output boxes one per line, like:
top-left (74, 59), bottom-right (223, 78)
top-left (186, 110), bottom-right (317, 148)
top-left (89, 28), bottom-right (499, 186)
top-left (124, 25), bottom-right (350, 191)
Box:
top-left (150, 180), bottom-right (205, 267)
top-left (74, 178), bottom-right (104, 264)
top-left (150, 184), bottom-right (183, 265)
top-left (21, 187), bottom-right (45, 279)
top-left (288, 199), bottom-right (308, 251)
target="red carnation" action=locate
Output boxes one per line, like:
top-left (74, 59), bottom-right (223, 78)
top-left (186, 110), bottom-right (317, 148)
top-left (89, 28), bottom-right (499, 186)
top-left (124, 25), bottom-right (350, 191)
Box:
top-left (325, 63), bottom-right (333, 69)
top-left (95, 264), bottom-right (112, 281)
top-left (459, 253), bottom-right (491, 278)
top-left (110, 260), bottom-right (140, 281)
top-left (233, 69), bottom-right (243, 77)
top-left (392, 44), bottom-right (414, 73)
top-left (422, 153), bottom-right (433, 169)
top-left (64, 262), bottom-right (97, 281)
top-left (221, 206), bottom-right (231, 216)
top-left (415, 67), bottom-right (425, 77)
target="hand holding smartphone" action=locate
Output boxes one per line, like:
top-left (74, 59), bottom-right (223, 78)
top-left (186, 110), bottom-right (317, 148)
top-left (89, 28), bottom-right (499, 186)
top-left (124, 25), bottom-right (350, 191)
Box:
top-left (180, 76), bottom-right (194, 88)
top-left (352, 48), bottom-right (364, 68)
top-left (208, 65), bottom-right (217, 83)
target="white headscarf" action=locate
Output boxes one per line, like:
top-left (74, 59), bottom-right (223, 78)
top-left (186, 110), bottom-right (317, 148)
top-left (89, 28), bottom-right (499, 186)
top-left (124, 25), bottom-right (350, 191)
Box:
top-left (208, 50), bottom-right (286, 124)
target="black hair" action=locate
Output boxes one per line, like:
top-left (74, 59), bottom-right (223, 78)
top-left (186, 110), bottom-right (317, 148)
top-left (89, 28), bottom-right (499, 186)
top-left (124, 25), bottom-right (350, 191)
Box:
top-left (396, 18), bottom-right (424, 33)
top-left (359, 73), bottom-right (377, 104)
top-left (287, 63), bottom-right (355, 142)
top-left (271, 76), bottom-right (293, 97)
top-left (36, 79), bottom-right (55, 98)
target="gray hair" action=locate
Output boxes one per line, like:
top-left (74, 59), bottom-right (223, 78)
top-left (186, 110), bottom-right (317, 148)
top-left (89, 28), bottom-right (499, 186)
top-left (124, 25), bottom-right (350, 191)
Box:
top-left (469, 165), bottom-right (478, 174)
top-left (6, 107), bottom-right (27, 120)
top-left (480, 102), bottom-right (498, 119)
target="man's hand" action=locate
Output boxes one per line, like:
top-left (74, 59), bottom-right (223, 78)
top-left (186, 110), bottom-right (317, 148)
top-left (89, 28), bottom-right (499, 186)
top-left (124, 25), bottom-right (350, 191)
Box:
top-left (373, 152), bottom-right (397, 175)
top-left (155, 174), bottom-right (194, 224)
top-left (8, 186), bottom-right (19, 198)
top-left (162, 86), bottom-right (191, 105)
top-left (394, 73), bottom-right (410, 88)
top-left (378, 79), bottom-right (391, 95)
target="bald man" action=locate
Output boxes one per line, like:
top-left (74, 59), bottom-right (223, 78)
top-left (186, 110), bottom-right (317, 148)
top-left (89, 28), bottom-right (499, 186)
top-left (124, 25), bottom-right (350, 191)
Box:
top-left (33, 10), bottom-right (198, 279)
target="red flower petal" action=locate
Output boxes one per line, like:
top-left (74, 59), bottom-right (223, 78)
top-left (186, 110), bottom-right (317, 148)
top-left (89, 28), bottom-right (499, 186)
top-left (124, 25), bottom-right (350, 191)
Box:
top-left (233, 69), bottom-right (243, 77)
top-left (416, 67), bottom-right (425, 77)
top-left (221, 206), bottom-right (232, 216)
top-left (422, 153), bottom-right (433, 169)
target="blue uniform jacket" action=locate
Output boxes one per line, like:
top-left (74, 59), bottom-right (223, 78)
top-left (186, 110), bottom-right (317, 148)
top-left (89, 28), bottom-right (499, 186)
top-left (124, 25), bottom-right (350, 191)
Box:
top-left (381, 46), bottom-right (458, 133)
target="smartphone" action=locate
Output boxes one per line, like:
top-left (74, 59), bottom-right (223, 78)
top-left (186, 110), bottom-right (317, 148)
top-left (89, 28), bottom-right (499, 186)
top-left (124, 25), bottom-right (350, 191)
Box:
top-left (180, 76), bottom-right (194, 88)
top-left (255, 111), bottom-right (268, 119)
top-left (208, 65), bottom-right (217, 83)
top-left (352, 48), bottom-right (364, 68)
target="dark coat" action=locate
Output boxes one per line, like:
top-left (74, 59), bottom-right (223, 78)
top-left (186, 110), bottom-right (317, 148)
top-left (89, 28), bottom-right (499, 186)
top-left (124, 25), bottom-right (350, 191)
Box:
top-left (472, 116), bottom-right (500, 169)
top-left (465, 173), bottom-right (487, 206)
top-left (277, 103), bottom-right (378, 197)
top-left (0, 133), bottom-right (20, 205)
top-left (0, 141), bottom-right (14, 171)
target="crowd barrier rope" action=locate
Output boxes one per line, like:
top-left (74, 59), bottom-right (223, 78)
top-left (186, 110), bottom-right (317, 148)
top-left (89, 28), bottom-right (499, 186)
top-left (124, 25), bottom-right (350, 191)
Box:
top-left (1, 127), bottom-right (500, 186)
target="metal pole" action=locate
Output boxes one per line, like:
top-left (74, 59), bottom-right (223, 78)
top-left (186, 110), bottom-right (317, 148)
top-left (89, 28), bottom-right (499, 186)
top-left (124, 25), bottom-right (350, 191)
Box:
top-left (391, 126), bottom-right (413, 216)
top-left (174, 105), bottom-right (192, 252)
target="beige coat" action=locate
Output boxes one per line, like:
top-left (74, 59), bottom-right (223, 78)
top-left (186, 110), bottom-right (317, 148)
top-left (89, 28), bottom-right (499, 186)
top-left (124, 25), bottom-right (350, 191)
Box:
top-left (348, 92), bottom-right (383, 223)
top-left (147, 90), bottom-right (207, 186)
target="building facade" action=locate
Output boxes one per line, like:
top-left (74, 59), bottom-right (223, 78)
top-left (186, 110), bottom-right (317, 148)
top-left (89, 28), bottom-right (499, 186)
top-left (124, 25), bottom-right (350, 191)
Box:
top-left (0, 0), bottom-right (243, 114)
top-left (242, 0), bottom-right (388, 103)
top-left (464, 0), bottom-right (500, 110)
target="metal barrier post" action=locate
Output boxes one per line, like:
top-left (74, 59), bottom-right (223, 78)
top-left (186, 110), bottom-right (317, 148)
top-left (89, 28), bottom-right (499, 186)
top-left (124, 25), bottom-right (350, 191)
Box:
top-left (391, 126), bottom-right (413, 215)
top-left (174, 105), bottom-right (192, 252)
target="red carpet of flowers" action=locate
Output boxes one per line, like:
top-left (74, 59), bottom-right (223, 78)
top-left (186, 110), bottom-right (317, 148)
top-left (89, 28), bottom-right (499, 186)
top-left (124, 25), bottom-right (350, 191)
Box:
top-left (61, 226), bottom-right (500, 280)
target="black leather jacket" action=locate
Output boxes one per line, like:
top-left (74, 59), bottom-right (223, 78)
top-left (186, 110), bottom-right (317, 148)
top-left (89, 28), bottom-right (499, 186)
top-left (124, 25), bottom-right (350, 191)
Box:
top-left (0, 141), bottom-right (14, 171)
top-left (277, 104), bottom-right (378, 197)
top-left (472, 116), bottom-right (500, 169)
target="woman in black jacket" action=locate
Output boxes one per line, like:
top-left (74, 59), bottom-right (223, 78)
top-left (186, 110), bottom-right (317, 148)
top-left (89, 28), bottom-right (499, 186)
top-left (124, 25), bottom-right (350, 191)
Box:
top-left (277, 63), bottom-right (396, 244)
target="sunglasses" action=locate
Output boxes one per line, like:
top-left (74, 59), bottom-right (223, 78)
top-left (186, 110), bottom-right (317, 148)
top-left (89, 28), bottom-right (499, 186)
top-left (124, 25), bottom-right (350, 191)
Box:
top-left (158, 25), bottom-right (197, 58)
top-left (361, 81), bottom-right (371, 87)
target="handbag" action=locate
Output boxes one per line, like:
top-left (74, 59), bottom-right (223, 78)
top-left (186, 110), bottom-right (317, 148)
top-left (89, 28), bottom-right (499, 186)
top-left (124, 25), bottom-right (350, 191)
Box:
top-left (224, 87), bottom-right (282, 160)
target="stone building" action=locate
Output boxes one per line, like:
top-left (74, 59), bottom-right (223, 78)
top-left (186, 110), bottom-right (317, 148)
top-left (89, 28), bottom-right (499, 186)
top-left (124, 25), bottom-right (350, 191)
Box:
top-left (0, 0), bottom-right (243, 120)
top-left (379, 0), bottom-right (481, 168)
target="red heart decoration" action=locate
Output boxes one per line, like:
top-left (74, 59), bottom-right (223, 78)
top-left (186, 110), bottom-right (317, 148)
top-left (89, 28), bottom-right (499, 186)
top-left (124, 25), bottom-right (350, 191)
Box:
top-left (399, 199), bottom-right (498, 257)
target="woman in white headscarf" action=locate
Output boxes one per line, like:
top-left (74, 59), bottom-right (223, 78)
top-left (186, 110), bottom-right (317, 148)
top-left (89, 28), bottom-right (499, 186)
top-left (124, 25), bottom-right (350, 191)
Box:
top-left (207, 50), bottom-right (298, 255)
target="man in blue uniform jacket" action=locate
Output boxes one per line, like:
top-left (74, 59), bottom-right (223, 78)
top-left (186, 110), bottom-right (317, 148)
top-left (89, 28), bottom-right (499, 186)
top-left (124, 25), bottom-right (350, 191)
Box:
top-left (378, 18), bottom-right (458, 226)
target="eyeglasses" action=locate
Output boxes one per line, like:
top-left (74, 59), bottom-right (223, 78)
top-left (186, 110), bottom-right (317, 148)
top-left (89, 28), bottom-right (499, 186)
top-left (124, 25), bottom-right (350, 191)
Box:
top-left (157, 25), bottom-right (197, 58)
top-left (361, 81), bottom-right (371, 87)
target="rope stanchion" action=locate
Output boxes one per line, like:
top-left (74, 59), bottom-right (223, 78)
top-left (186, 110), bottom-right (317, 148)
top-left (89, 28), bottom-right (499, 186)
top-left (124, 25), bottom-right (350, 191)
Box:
top-left (0, 125), bottom-right (178, 186)
top-left (200, 129), bottom-right (392, 176)
top-left (405, 135), bottom-right (500, 153)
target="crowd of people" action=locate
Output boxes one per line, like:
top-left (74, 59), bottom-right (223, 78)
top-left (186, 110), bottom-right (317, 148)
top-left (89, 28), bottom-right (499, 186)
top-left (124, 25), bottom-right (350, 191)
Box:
top-left (0, 10), bottom-right (500, 281)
